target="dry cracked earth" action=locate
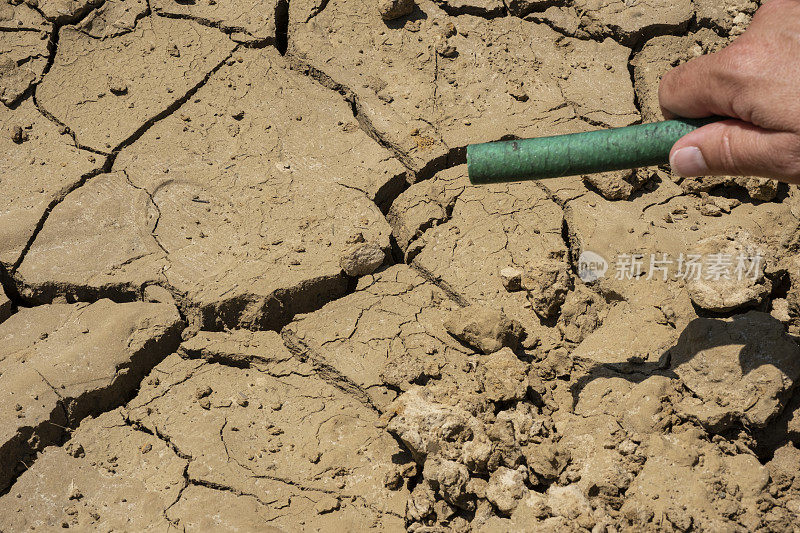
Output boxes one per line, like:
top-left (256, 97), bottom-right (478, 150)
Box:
top-left (2, 0), bottom-right (800, 531)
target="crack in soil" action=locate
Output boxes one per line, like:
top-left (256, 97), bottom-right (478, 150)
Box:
top-left (279, 330), bottom-right (381, 412)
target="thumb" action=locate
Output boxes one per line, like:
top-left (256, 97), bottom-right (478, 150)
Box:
top-left (669, 119), bottom-right (800, 182)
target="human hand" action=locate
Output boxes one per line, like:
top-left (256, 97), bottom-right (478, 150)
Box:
top-left (659, 0), bottom-right (800, 183)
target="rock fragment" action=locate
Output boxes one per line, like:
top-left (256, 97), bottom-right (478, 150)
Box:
top-left (436, 42), bottom-right (457, 58)
top-left (339, 241), bottom-right (386, 277)
top-left (384, 387), bottom-right (482, 463)
top-left (423, 456), bottom-right (472, 509)
top-left (694, 0), bottom-right (757, 34)
top-left (672, 312), bottom-right (800, 430)
top-left (406, 481), bottom-right (436, 522)
top-left (770, 297), bottom-right (791, 324)
top-left (700, 196), bottom-right (740, 215)
top-left (739, 176), bottom-right (779, 201)
top-left (500, 267), bottom-right (523, 291)
top-left (10, 124), bottom-right (27, 143)
top-left (0, 299), bottom-right (183, 492)
top-left (486, 466), bottom-right (528, 515)
top-left (314, 496), bottom-right (340, 514)
top-left (521, 253), bottom-right (571, 319)
top-left (379, 0), bottom-right (415, 20)
top-left (682, 175), bottom-right (779, 202)
top-left (584, 169), bottom-right (648, 201)
top-left (143, 284), bottom-right (174, 304)
top-left (108, 77), bottom-right (127, 95)
top-left (557, 283), bottom-right (605, 345)
top-left (476, 348), bottom-right (528, 402)
top-left (524, 440), bottom-right (569, 484)
top-left (444, 305), bottom-right (524, 354)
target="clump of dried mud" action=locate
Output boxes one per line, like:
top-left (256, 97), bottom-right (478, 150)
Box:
top-left (2, 0), bottom-right (799, 531)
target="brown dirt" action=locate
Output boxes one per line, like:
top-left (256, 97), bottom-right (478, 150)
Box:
top-left (2, 0), bottom-right (800, 531)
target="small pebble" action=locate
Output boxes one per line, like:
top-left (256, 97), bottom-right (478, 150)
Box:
top-left (500, 267), bottom-right (523, 292)
top-left (11, 125), bottom-right (28, 144)
top-left (109, 78), bottom-right (128, 95)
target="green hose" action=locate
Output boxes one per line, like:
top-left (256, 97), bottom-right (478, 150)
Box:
top-left (466, 118), bottom-right (720, 184)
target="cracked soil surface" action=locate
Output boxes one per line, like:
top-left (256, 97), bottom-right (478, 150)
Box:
top-left (3, 0), bottom-right (800, 531)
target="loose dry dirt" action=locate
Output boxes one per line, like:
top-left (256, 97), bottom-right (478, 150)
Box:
top-left (2, 0), bottom-right (799, 531)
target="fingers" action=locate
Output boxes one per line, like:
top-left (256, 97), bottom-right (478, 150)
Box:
top-left (658, 53), bottom-right (738, 120)
top-left (669, 119), bottom-right (800, 183)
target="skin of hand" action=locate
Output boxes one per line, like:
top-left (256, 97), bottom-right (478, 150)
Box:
top-left (659, 0), bottom-right (800, 183)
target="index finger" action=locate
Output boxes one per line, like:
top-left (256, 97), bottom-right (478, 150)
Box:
top-left (658, 52), bottom-right (739, 120)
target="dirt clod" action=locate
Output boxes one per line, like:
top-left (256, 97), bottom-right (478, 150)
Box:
top-left (500, 267), bottom-right (523, 292)
top-left (477, 348), bottom-right (528, 402)
top-left (686, 229), bottom-right (770, 312)
top-left (672, 311), bottom-right (800, 430)
top-left (444, 305), bottom-right (524, 354)
top-left (339, 241), bottom-right (386, 277)
top-left (521, 253), bottom-right (572, 319)
top-left (10, 125), bottom-right (27, 144)
top-left (486, 466), bottom-right (528, 515)
top-left (314, 495), bottom-right (340, 514)
top-left (108, 78), bottom-right (128, 95)
top-left (379, 0), bottom-right (415, 20)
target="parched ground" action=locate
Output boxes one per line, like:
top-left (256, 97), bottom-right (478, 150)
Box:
top-left (2, 0), bottom-right (800, 531)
